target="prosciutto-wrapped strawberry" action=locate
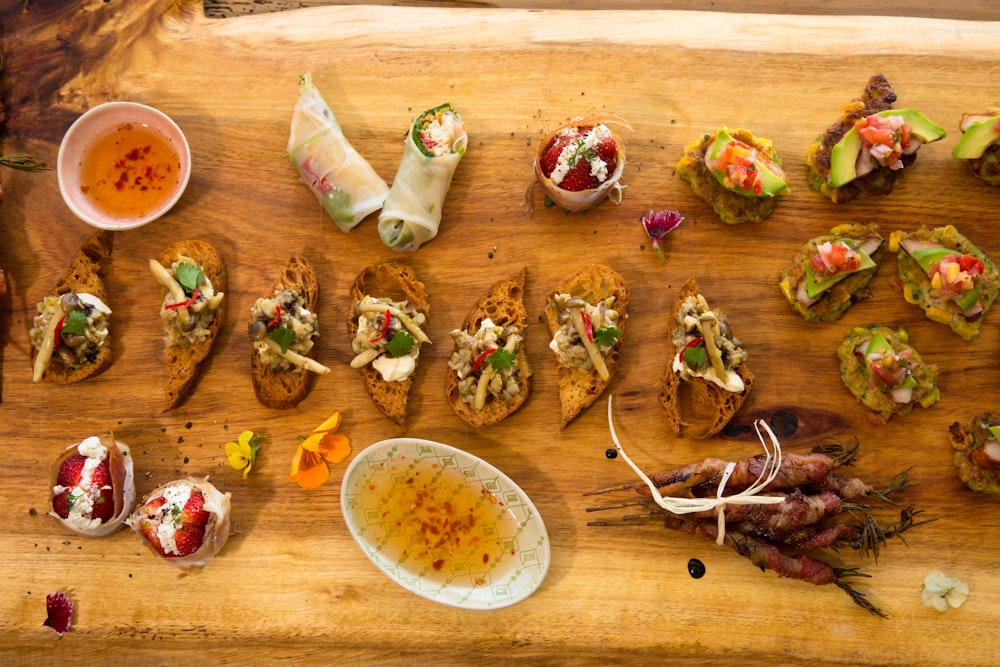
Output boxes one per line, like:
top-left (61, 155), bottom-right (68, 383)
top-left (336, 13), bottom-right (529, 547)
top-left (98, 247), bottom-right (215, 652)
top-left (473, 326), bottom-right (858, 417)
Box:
top-left (129, 477), bottom-right (231, 568)
top-left (528, 114), bottom-right (628, 213)
top-left (49, 435), bottom-right (135, 537)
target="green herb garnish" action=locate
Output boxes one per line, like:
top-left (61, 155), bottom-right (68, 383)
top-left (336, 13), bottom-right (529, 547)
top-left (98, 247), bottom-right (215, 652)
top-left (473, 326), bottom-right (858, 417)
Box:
top-left (269, 327), bottom-right (297, 354)
top-left (175, 263), bottom-right (204, 295)
top-left (593, 326), bottom-right (621, 348)
top-left (60, 309), bottom-right (88, 335)
top-left (385, 330), bottom-right (415, 358)
top-left (683, 343), bottom-right (707, 370)
top-left (489, 348), bottom-right (516, 371)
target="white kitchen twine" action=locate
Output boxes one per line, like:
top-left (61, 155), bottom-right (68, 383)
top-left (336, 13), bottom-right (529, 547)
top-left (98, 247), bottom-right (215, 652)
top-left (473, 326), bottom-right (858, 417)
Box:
top-left (606, 395), bottom-right (785, 545)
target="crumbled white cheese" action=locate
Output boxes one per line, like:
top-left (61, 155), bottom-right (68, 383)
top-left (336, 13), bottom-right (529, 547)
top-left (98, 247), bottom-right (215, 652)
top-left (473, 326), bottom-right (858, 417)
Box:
top-left (550, 124), bottom-right (613, 186)
top-left (55, 436), bottom-right (109, 531)
top-left (156, 484), bottom-right (193, 556)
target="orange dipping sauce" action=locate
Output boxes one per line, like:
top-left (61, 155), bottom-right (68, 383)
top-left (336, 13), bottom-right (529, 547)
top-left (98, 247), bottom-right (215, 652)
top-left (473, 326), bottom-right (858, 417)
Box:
top-left (79, 122), bottom-right (181, 218)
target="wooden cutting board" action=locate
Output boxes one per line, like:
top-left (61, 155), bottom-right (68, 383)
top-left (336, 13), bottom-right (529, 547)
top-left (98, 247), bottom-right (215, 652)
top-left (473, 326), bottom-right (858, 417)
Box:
top-left (2, 2), bottom-right (999, 663)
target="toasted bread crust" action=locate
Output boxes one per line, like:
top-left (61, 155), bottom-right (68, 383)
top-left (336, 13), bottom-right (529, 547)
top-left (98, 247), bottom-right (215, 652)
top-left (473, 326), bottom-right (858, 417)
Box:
top-left (251, 256), bottom-right (320, 409)
top-left (658, 278), bottom-right (753, 438)
top-left (545, 264), bottom-right (629, 428)
top-left (348, 262), bottom-right (430, 425)
top-left (158, 239), bottom-right (227, 411)
top-left (31, 231), bottom-right (114, 384)
top-left (446, 268), bottom-right (533, 427)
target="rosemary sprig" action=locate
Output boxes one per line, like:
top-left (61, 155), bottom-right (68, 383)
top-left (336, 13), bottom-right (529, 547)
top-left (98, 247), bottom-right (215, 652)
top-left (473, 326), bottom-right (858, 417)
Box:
top-left (0, 153), bottom-right (49, 172)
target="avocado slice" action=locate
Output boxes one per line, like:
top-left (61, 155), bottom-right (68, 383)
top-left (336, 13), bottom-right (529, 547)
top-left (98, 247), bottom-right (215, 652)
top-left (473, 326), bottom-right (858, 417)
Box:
top-left (803, 239), bottom-right (877, 298)
top-left (828, 109), bottom-right (946, 188)
top-left (909, 246), bottom-right (954, 273)
top-left (988, 424), bottom-right (1000, 441)
top-left (707, 127), bottom-right (789, 198)
top-left (953, 113), bottom-right (1000, 159)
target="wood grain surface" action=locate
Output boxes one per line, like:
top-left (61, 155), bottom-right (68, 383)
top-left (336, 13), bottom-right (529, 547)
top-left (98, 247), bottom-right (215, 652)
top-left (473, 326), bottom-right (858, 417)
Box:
top-left (2, 1), bottom-right (1000, 664)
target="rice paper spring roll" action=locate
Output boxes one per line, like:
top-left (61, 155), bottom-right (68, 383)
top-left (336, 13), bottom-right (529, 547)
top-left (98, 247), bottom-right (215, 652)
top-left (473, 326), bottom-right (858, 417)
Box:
top-left (378, 103), bottom-right (467, 252)
top-left (287, 72), bottom-right (389, 232)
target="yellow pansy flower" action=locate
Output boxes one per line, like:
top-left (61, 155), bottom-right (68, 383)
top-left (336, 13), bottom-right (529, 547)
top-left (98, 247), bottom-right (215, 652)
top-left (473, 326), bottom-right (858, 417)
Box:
top-left (225, 430), bottom-right (265, 479)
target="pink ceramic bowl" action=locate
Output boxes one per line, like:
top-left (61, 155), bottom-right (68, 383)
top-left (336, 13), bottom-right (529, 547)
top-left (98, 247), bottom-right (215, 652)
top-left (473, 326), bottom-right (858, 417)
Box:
top-left (57, 101), bottom-right (191, 231)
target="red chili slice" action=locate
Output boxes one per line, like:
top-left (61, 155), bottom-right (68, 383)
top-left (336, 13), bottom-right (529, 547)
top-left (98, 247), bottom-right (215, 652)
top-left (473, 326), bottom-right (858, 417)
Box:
top-left (369, 308), bottom-right (392, 343)
top-left (581, 311), bottom-right (594, 343)
top-left (471, 348), bottom-right (497, 373)
top-left (266, 305), bottom-right (282, 330)
top-left (164, 287), bottom-right (200, 310)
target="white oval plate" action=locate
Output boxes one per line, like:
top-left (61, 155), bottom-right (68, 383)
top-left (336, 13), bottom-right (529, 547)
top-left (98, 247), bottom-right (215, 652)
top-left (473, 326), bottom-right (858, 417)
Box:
top-left (340, 437), bottom-right (550, 610)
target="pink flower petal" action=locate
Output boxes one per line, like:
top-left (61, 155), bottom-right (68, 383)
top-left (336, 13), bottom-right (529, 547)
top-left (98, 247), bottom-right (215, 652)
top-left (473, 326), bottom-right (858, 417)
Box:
top-left (44, 591), bottom-right (73, 635)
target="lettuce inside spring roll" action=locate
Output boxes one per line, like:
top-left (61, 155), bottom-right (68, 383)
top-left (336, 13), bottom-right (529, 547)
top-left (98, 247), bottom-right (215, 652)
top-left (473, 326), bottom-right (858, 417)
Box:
top-left (287, 73), bottom-right (389, 232)
top-left (378, 103), bottom-right (467, 251)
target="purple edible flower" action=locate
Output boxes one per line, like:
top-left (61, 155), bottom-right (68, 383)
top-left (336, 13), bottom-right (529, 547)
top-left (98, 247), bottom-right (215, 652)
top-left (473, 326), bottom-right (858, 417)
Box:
top-left (641, 209), bottom-right (684, 262)
top-left (43, 592), bottom-right (73, 636)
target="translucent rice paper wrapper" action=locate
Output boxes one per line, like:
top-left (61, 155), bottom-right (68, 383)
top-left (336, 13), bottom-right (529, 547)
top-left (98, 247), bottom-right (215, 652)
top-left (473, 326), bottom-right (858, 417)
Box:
top-left (379, 103), bottom-right (467, 252)
top-left (287, 72), bottom-right (389, 232)
top-left (129, 476), bottom-right (232, 569)
top-left (49, 434), bottom-right (135, 537)
top-left (528, 114), bottom-right (629, 214)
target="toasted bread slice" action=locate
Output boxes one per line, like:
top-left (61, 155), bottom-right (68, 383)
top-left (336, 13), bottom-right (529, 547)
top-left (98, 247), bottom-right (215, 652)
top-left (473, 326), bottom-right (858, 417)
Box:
top-left (348, 262), bottom-right (430, 425)
top-left (30, 231), bottom-right (114, 384)
top-left (544, 264), bottom-right (629, 428)
top-left (659, 278), bottom-right (753, 438)
top-left (154, 240), bottom-right (227, 411)
top-left (251, 256), bottom-right (322, 409)
top-left (446, 269), bottom-right (532, 427)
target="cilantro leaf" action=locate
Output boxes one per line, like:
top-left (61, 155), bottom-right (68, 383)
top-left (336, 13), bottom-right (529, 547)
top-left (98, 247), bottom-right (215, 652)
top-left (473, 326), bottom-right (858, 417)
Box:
top-left (60, 309), bottom-right (88, 335)
top-left (489, 348), bottom-right (516, 371)
top-left (682, 343), bottom-right (708, 369)
top-left (269, 327), bottom-right (297, 354)
top-left (175, 262), bottom-right (204, 295)
top-left (384, 330), bottom-right (415, 358)
top-left (593, 326), bottom-right (621, 348)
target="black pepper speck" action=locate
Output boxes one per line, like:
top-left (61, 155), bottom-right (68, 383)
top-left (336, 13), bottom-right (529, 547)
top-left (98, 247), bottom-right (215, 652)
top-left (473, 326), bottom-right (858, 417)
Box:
top-left (605, 448), bottom-right (618, 459)
top-left (688, 558), bottom-right (706, 578)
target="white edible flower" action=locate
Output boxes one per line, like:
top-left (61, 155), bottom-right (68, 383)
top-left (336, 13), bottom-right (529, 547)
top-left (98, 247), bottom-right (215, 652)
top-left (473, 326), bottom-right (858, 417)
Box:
top-left (921, 570), bottom-right (969, 612)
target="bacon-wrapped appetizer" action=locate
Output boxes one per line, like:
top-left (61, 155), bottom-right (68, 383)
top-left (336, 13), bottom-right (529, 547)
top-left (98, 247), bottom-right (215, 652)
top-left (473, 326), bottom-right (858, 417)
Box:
top-left (806, 74), bottom-right (945, 203)
top-left (837, 324), bottom-right (939, 424)
top-left (677, 126), bottom-right (788, 224)
top-left (286, 72), bottom-right (389, 232)
top-left (889, 225), bottom-right (999, 341)
top-left (952, 109), bottom-right (1000, 185)
top-left (129, 477), bottom-right (232, 568)
top-left (529, 114), bottom-right (628, 214)
top-left (948, 413), bottom-right (1000, 496)
top-left (49, 434), bottom-right (135, 537)
top-left (379, 103), bottom-right (467, 252)
top-left (779, 223), bottom-right (884, 322)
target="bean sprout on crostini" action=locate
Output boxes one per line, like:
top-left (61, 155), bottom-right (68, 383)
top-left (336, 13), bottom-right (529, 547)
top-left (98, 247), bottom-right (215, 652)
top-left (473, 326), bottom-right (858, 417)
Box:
top-left (606, 394), bottom-right (785, 545)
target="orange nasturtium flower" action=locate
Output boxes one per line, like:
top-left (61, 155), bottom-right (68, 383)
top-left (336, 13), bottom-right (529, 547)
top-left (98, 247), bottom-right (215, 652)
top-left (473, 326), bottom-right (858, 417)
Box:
top-left (289, 411), bottom-right (351, 489)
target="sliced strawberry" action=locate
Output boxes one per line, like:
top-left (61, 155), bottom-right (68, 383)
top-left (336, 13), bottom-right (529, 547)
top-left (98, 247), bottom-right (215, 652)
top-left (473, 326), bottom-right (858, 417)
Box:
top-left (52, 456), bottom-right (114, 522)
top-left (137, 491), bottom-right (210, 558)
top-left (558, 160), bottom-right (600, 192)
top-left (539, 133), bottom-right (572, 177)
top-left (56, 455), bottom-right (87, 487)
top-left (173, 492), bottom-right (209, 556)
top-left (594, 135), bottom-right (617, 165)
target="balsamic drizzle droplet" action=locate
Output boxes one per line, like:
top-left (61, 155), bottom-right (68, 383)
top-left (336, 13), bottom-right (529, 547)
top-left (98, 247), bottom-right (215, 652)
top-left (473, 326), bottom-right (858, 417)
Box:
top-left (605, 448), bottom-right (618, 459)
top-left (687, 558), bottom-right (706, 579)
